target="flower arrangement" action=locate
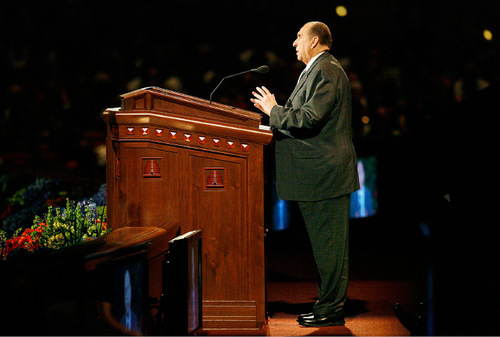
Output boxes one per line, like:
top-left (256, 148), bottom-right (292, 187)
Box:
top-left (34, 199), bottom-right (110, 251)
top-left (1, 181), bottom-right (110, 260)
top-left (1, 225), bottom-right (45, 258)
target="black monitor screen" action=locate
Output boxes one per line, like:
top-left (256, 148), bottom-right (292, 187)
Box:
top-left (187, 235), bottom-right (201, 333)
top-left (163, 229), bottom-right (202, 335)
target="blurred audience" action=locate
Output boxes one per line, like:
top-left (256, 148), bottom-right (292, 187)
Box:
top-left (0, 1), bottom-right (498, 173)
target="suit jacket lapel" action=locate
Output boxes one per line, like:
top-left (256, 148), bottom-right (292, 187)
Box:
top-left (287, 72), bottom-right (308, 105)
top-left (286, 52), bottom-right (331, 106)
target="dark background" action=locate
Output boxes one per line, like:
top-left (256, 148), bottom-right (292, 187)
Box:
top-left (2, 0), bottom-right (498, 224)
top-left (2, 0), bottom-right (499, 196)
top-left (1, 1), bottom-right (499, 334)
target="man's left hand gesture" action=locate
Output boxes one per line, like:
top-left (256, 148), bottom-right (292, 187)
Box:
top-left (251, 86), bottom-right (277, 116)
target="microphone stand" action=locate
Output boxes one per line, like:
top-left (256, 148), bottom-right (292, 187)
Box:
top-left (209, 66), bottom-right (269, 105)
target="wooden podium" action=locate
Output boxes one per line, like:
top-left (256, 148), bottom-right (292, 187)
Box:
top-left (102, 87), bottom-right (273, 330)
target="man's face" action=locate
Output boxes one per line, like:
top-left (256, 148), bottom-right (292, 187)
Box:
top-left (293, 24), bottom-right (313, 64)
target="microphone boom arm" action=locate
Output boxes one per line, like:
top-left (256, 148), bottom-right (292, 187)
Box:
top-left (209, 65), bottom-right (269, 104)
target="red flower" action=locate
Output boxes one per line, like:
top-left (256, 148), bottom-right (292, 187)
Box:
top-left (2, 223), bottom-right (46, 259)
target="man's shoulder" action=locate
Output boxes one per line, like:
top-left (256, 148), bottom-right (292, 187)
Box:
top-left (308, 54), bottom-right (345, 81)
top-left (319, 53), bottom-right (342, 70)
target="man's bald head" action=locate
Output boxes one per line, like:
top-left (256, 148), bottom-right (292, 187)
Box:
top-left (305, 21), bottom-right (332, 49)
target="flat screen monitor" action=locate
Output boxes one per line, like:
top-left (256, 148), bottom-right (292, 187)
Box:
top-left (162, 229), bottom-right (202, 335)
top-left (111, 253), bottom-right (147, 335)
top-left (350, 156), bottom-right (378, 219)
top-left (95, 250), bottom-right (149, 335)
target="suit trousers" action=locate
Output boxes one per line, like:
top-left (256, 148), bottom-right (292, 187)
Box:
top-left (298, 194), bottom-right (350, 317)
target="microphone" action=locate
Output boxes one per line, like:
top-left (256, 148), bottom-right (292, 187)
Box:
top-left (209, 65), bottom-right (269, 104)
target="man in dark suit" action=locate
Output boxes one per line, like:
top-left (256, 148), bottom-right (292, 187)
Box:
top-left (251, 21), bottom-right (359, 327)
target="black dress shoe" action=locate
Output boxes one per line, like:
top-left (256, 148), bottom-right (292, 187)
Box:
top-left (296, 312), bottom-right (313, 322)
top-left (298, 313), bottom-right (345, 327)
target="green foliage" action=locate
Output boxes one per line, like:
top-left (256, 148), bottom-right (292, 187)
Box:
top-left (33, 199), bottom-right (110, 250)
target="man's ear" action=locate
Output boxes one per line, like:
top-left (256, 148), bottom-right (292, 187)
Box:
top-left (310, 36), bottom-right (319, 49)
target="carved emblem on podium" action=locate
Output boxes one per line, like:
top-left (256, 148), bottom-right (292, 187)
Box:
top-left (142, 158), bottom-right (162, 178)
top-left (204, 168), bottom-right (225, 190)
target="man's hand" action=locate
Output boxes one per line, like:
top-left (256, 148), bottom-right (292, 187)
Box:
top-left (251, 86), bottom-right (277, 116)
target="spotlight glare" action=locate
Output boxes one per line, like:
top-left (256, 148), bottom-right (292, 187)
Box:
top-left (336, 5), bottom-right (347, 17)
top-left (483, 29), bottom-right (493, 41)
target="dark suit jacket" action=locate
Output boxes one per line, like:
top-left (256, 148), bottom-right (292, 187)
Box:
top-left (270, 52), bottom-right (360, 201)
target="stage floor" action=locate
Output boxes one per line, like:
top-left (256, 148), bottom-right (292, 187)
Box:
top-left (201, 215), bottom-right (426, 336)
